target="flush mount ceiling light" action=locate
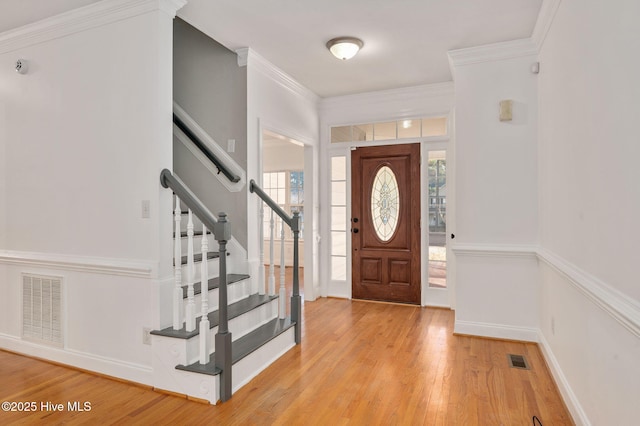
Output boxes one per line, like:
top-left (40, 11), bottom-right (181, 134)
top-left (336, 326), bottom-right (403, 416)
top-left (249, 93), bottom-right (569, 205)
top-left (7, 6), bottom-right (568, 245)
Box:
top-left (326, 37), bottom-right (364, 60)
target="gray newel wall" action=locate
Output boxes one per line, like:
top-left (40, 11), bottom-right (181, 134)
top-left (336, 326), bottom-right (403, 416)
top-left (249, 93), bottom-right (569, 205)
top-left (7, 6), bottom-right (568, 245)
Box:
top-left (173, 18), bottom-right (248, 248)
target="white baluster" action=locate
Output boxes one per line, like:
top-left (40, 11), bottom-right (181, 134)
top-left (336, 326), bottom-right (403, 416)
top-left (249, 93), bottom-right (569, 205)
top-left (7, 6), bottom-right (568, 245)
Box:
top-left (279, 218), bottom-right (286, 319)
top-left (268, 209), bottom-right (275, 296)
top-left (199, 224), bottom-right (210, 364)
top-left (173, 196), bottom-right (183, 330)
top-left (185, 210), bottom-right (196, 332)
top-left (258, 203), bottom-right (265, 296)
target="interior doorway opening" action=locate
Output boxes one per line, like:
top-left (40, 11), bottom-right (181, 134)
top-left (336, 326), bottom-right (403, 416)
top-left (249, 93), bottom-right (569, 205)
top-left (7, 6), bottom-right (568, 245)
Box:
top-left (262, 129), bottom-right (305, 300)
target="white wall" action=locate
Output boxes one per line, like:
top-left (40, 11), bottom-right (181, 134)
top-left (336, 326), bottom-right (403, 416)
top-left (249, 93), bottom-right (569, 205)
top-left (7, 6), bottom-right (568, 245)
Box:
top-left (263, 141), bottom-right (304, 172)
top-left (0, 1), bottom-right (178, 384)
top-left (453, 53), bottom-right (539, 246)
top-left (450, 47), bottom-right (540, 339)
top-left (537, 0), bottom-right (640, 424)
top-left (538, 0), bottom-right (640, 302)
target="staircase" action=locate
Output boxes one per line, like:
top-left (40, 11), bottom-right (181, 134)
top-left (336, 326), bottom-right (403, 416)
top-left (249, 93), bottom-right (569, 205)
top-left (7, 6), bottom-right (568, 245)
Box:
top-left (150, 110), bottom-right (301, 404)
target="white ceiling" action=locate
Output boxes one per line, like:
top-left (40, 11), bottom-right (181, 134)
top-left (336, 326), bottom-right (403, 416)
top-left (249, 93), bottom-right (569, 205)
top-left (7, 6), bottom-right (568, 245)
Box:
top-left (178, 0), bottom-right (542, 97)
top-left (1, 0), bottom-right (542, 98)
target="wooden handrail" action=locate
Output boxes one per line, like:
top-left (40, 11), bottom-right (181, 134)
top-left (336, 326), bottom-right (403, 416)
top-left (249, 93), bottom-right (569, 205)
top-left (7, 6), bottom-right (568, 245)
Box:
top-left (160, 169), bottom-right (218, 231)
top-left (249, 180), bottom-right (297, 230)
top-left (173, 114), bottom-right (241, 183)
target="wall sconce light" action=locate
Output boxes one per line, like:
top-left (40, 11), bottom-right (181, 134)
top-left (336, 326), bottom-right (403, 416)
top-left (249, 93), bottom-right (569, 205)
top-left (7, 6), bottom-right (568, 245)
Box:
top-left (15, 59), bottom-right (28, 74)
top-left (499, 100), bottom-right (513, 121)
top-left (326, 37), bottom-right (364, 60)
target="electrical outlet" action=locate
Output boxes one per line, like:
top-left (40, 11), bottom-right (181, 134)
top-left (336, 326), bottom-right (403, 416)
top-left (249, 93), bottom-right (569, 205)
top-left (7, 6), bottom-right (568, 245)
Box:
top-left (227, 139), bottom-right (235, 153)
top-left (143, 327), bottom-right (152, 345)
top-left (551, 316), bottom-right (555, 335)
top-left (141, 200), bottom-right (150, 219)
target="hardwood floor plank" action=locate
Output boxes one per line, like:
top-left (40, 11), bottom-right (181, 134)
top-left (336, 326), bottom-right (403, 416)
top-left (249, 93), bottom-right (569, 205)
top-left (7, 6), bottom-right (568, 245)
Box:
top-left (0, 298), bottom-right (573, 425)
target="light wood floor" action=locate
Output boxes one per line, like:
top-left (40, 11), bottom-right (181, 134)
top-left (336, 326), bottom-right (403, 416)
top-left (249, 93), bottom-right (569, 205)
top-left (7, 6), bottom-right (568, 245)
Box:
top-left (0, 298), bottom-right (573, 425)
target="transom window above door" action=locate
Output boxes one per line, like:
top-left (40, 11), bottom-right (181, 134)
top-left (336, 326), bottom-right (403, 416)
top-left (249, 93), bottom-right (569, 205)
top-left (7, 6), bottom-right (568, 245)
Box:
top-left (331, 116), bottom-right (447, 143)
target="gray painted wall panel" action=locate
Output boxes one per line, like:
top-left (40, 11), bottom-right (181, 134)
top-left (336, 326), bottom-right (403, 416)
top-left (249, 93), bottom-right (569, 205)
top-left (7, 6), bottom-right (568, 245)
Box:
top-left (173, 18), bottom-right (248, 248)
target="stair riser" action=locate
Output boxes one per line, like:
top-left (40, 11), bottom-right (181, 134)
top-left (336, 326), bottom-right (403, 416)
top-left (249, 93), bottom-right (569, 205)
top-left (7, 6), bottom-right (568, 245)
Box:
top-left (231, 327), bottom-right (295, 393)
top-left (189, 278), bottom-right (253, 314)
top-left (184, 298), bottom-right (279, 365)
top-left (151, 335), bottom-right (220, 404)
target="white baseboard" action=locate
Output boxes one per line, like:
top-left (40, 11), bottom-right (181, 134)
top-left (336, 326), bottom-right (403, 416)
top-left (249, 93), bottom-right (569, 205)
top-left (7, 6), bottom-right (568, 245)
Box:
top-left (538, 331), bottom-right (590, 426)
top-left (0, 333), bottom-right (153, 386)
top-left (454, 319), bottom-right (539, 342)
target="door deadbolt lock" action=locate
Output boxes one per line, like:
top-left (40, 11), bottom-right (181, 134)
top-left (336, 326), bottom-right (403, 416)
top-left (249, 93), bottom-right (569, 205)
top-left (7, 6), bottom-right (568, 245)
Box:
top-left (352, 228), bottom-right (359, 233)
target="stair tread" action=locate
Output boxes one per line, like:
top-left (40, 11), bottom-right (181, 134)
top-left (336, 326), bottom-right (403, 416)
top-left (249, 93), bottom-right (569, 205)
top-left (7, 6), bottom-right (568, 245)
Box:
top-left (175, 317), bottom-right (296, 376)
top-left (173, 251), bottom-right (226, 266)
top-left (182, 273), bottom-right (250, 299)
top-left (151, 293), bottom-right (278, 339)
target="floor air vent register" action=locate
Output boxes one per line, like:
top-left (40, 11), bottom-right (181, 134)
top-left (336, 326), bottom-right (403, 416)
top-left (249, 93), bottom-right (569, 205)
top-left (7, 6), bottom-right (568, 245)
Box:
top-left (22, 274), bottom-right (63, 347)
top-left (507, 353), bottom-right (530, 370)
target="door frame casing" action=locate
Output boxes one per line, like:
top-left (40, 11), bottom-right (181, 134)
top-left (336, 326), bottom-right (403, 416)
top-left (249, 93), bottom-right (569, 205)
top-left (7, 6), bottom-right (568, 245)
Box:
top-left (322, 134), bottom-right (454, 308)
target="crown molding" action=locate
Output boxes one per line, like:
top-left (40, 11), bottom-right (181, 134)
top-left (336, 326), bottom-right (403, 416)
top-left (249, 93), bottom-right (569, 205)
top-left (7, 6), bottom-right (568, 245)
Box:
top-left (236, 47), bottom-right (249, 67)
top-left (321, 81), bottom-right (454, 110)
top-left (448, 38), bottom-right (538, 70)
top-left (236, 47), bottom-right (320, 106)
top-left (0, 0), bottom-right (187, 55)
top-left (531, 0), bottom-right (562, 52)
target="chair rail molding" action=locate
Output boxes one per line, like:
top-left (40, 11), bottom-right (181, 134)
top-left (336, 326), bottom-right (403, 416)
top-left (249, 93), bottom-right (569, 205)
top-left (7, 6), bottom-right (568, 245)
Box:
top-left (451, 243), bottom-right (538, 258)
top-left (0, 250), bottom-right (154, 278)
top-left (537, 248), bottom-right (640, 339)
top-left (452, 243), bottom-right (640, 339)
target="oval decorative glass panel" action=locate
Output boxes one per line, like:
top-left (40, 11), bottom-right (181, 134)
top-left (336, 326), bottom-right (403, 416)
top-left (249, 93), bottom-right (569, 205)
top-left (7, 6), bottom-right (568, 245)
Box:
top-left (371, 166), bottom-right (399, 241)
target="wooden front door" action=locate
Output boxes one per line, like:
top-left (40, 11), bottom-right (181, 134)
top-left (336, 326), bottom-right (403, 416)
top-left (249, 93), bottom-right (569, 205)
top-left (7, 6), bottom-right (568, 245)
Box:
top-left (351, 143), bottom-right (421, 304)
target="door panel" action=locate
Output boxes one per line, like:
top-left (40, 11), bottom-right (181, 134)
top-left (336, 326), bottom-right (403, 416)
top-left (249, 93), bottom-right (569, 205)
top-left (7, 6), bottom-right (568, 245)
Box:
top-left (351, 143), bottom-right (420, 304)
